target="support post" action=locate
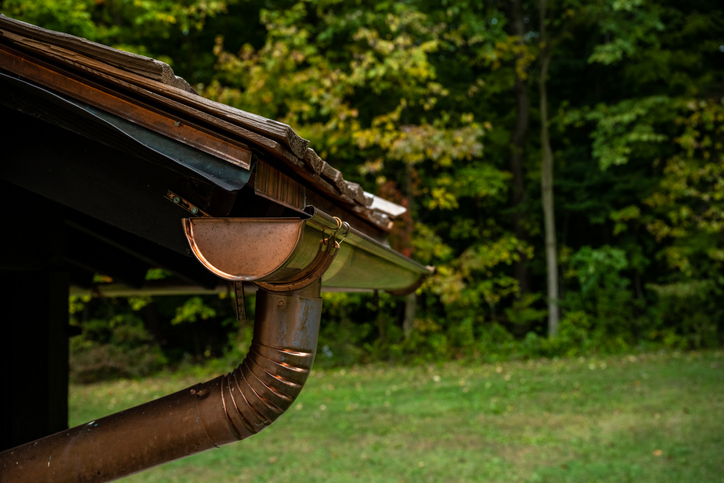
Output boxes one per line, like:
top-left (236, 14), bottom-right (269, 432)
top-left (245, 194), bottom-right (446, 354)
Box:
top-left (0, 185), bottom-right (69, 451)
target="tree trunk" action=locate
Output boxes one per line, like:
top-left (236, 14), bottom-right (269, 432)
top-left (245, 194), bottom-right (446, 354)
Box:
top-left (401, 160), bottom-right (417, 338)
top-left (508, 0), bottom-right (531, 296)
top-left (375, 290), bottom-right (386, 344)
top-left (540, 0), bottom-right (560, 336)
top-left (403, 292), bottom-right (416, 338)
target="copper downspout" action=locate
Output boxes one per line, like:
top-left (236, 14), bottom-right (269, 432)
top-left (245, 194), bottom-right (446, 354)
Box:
top-left (0, 280), bottom-right (322, 482)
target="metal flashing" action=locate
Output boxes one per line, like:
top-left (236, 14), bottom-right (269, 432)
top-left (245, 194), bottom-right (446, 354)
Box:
top-left (0, 71), bottom-right (252, 192)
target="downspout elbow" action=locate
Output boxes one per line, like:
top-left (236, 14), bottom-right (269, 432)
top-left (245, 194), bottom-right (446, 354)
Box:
top-left (202, 281), bottom-right (323, 443)
top-left (0, 281), bottom-right (324, 483)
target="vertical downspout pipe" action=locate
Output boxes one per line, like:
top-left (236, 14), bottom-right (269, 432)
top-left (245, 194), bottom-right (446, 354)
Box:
top-left (0, 280), bottom-right (322, 483)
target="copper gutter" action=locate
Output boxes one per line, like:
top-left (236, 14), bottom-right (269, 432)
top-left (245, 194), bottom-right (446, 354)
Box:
top-left (183, 206), bottom-right (431, 293)
top-left (0, 207), bottom-right (430, 482)
top-left (0, 281), bottom-right (322, 482)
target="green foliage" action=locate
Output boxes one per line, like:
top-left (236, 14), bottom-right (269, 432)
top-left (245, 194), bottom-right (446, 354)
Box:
top-left (646, 281), bottom-right (722, 350)
top-left (171, 296), bottom-right (217, 325)
top-left (585, 0), bottom-right (664, 66)
top-left (569, 245), bottom-right (629, 293)
top-left (645, 99), bottom-right (724, 279)
top-left (504, 293), bottom-right (547, 327)
top-left (69, 296), bottom-right (168, 383)
top-left (204, 0), bottom-right (538, 356)
top-left (10, 0), bottom-right (724, 375)
top-left (581, 96), bottom-right (672, 170)
top-left (559, 246), bottom-right (655, 354)
top-left (2, 0), bottom-right (97, 38)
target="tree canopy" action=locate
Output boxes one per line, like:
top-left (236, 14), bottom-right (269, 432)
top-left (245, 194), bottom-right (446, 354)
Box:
top-left (3, 0), bottom-right (722, 374)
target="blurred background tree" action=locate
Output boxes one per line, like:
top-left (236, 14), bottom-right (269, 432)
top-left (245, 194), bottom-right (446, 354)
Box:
top-left (2, 0), bottom-right (722, 379)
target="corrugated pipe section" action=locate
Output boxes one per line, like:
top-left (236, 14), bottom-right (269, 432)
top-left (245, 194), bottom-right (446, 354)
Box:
top-left (0, 281), bottom-right (322, 483)
top-left (217, 284), bottom-right (321, 439)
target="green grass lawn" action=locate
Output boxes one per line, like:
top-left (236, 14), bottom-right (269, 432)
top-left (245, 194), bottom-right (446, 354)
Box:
top-left (70, 351), bottom-right (724, 482)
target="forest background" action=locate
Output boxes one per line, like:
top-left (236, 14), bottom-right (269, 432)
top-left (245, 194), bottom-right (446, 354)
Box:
top-left (3, 0), bottom-right (723, 382)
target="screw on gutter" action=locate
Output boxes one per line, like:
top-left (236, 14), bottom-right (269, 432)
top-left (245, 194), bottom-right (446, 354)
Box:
top-left (173, 196), bottom-right (181, 204)
top-left (278, 301), bottom-right (284, 307)
top-left (191, 206), bottom-right (199, 214)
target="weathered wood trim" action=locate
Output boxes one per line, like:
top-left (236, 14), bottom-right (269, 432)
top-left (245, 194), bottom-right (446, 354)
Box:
top-left (0, 14), bottom-right (191, 90)
top-left (0, 34), bottom-right (304, 167)
top-left (303, 148), bottom-right (324, 174)
top-left (0, 19), bottom-right (311, 158)
top-left (343, 180), bottom-right (367, 205)
top-left (0, 30), bottom-right (309, 156)
top-left (320, 160), bottom-right (343, 186)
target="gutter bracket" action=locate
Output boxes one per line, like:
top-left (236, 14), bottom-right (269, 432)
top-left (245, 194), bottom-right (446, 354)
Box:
top-left (234, 281), bottom-right (246, 321)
